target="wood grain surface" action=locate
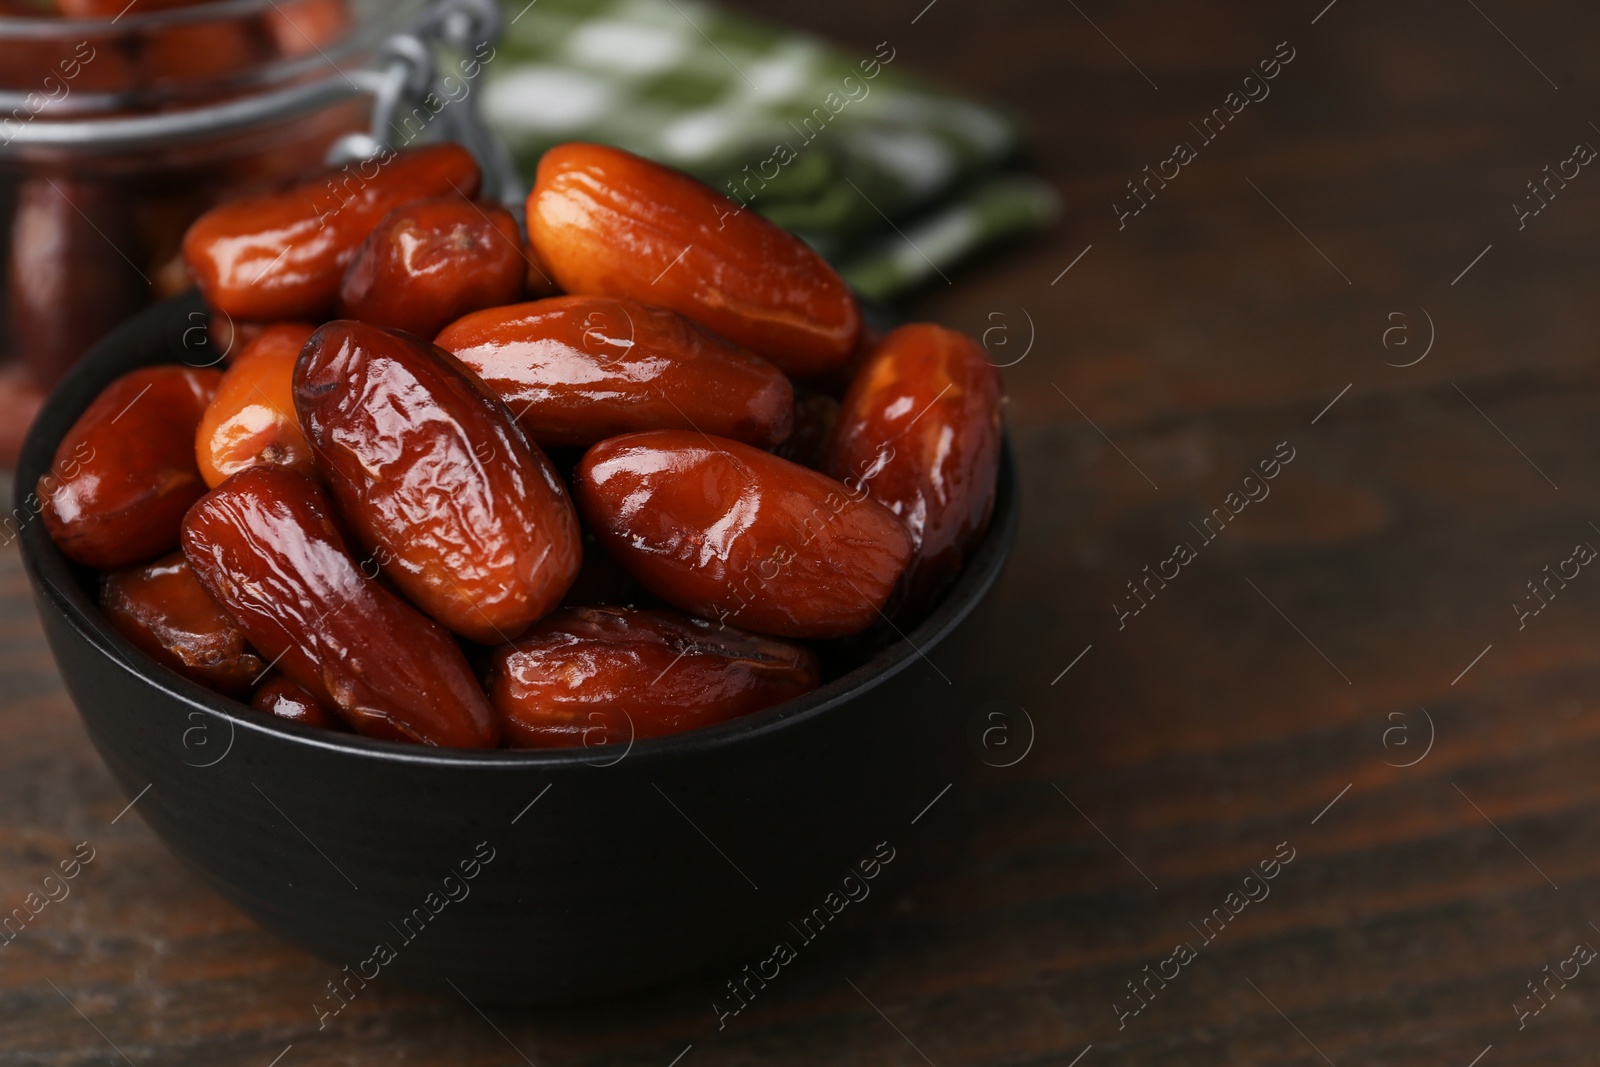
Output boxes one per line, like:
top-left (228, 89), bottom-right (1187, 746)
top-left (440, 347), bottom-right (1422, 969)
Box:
top-left (7, 0), bottom-right (1600, 1063)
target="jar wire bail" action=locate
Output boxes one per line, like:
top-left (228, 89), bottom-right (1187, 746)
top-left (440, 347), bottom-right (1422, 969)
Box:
top-left (325, 0), bottom-right (524, 212)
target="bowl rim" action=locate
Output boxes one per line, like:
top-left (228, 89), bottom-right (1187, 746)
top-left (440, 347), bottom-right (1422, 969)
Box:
top-left (16, 292), bottom-right (1018, 771)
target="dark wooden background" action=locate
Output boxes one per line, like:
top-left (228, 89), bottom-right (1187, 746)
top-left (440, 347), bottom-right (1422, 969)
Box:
top-left (8, 0), bottom-right (1600, 1062)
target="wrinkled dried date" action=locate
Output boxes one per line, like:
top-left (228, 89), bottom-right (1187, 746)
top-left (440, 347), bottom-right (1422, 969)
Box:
top-left (195, 322), bottom-right (317, 488)
top-left (486, 606), bottom-right (819, 747)
top-left (181, 466), bottom-right (500, 747)
top-left (101, 550), bottom-right (265, 696)
top-left (338, 197), bottom-right (525, 340)
top-left (294, 321), bottom-right (582, 643)
top-left (575, 431), bottom-right (913, 639)
top-left (826, 323), bottom-right (1002, 606)
top-left (526, 143), bottom-right (860, 377)
top-left (41, 365), bottom-right (219, 568)
top-left (183, 143), bottom-right (481, 320)
top-left (435, 295), bottom-right (794, 447)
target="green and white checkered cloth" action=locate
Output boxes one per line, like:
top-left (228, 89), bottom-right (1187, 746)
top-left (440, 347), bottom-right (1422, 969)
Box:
top-left (484, 0), bottom-right (1059, 300)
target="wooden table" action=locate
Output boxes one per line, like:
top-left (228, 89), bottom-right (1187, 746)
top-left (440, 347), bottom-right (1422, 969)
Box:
top-left (7, 1), bottom-right (1600, 1062)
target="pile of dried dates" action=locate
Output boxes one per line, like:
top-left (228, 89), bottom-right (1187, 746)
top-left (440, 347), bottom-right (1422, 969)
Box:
top-left (37, 140), bottom-right (1004, 748)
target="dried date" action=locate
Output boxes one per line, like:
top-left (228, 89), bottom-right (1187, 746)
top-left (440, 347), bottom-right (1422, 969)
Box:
top-left (526, 143), bottom-right (859, 377)
top-left (40, 365), bottom-right (219, 568)
top-left (338, 197), bottom-right (525, 340)
top-left (195, 322), bottom-right (317, 488)
top-left (575, 431), bottom-right (913, 639)
top-left (825, 323), bottom-right (1002, 606)
top-left (486, 606), bottom-right (819, 747)
top-left (183, 143), bottom-right (481, 320)
top-left (101, 550), bottom-right (265, 696)
top-left (294, 321), bottom-right (582, 643)
top-left (435, 295), bottom-right (793, 447)
top-left (181, 465), bottom-right (500, 747)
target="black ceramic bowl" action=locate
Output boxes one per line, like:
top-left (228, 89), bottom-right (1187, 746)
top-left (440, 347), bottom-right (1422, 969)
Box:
top-left (16, 292), bottom-right (1018, 1003)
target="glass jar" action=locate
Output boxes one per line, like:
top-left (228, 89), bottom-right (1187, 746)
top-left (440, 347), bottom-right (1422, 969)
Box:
top-left (0, 0), bottom-right (467, 465)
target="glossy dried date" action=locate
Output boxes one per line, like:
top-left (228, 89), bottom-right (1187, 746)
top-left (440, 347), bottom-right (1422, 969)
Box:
top-left (183, 143), bottom-right (481, 320)
top-left (195, 322), bottom-right (317, 488)
top-left (338, 197), bottom-right (524, 340)
top-left (487, 606), bottom-right (819, 747)
top-left (181, 466), bottom-right (500, 747)
top-left (40, 365), bottom-right (219, 568)
top-left (825, 323), bottom-right (1002, 605)
top-left (294, 321), bottom-right (582, 643)
top-left (252, 674), bottom-right (341, 729)
top-left (101, 550), bottom-right (265, 696)
top-left (575, 431), bottom-right (913, 639)
top-left (435, 296), bottom-right (793, 447)
top-left (138, 19), bottom-right (269, 87)
top-left (58, 0), bottom-right (205, 13)
top-left (265, 0), bottom-right (351, 57)
top-left (526, 143), bottom-right (860, 377)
